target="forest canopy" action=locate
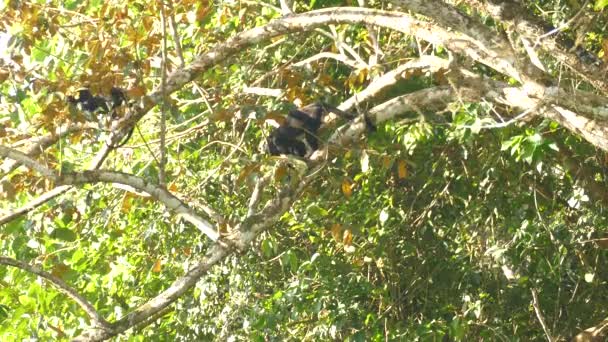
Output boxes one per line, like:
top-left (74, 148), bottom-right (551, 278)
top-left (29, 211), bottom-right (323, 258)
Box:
top-left (1, 0), bottom-right (607, 340)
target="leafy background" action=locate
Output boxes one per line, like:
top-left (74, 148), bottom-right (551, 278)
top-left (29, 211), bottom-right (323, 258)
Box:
top-left (1, 0), bottom-right (607, 340)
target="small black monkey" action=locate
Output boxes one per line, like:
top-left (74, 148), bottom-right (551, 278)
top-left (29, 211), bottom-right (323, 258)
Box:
top-left (67, 87), bottom-right (126, 117)
top-left (266, 102), bottom-right (373, 157)
top-left (67, 87), bottom-right (132, 147)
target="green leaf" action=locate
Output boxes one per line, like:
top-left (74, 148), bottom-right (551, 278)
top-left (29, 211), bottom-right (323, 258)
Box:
top-left (50, 228), bottom-right (77, 242)
top-left (595, 0), bottom-right (608, 10)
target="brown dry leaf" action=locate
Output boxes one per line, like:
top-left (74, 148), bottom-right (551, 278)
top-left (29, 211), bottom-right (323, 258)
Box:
top-left (209, 109), bottom-right (233, 122)
top-left (330, 223), bottom-right (343, 242)
top-left (595, 238), bottom-right (608, 249)
top-left (127, 86), bottom-right (146, 98)
top-left (397, 159), bottom-right (408, 179)
top-left (237, 163), bottom-right (260, 184)
top-left (0, 179), bottom-right (16, 201)
top-left (353, 258), bottom-right (365, 266)
top-left (142, 16), bottom-right (154, 31)
top-left (265, 112), bottom-right (287, 125)
top-left (342, 229), bottom-right (353, 246)
top-left (357, 68), bottom-right (368, 84)
top-left (602, 38), bottom-right (608, 63)
top-left (197, 1), bottom-right (211, 21)
top-left (318, 74), bottom-right (334, 86)
top-left (0, 69), bottom-right (9, 83)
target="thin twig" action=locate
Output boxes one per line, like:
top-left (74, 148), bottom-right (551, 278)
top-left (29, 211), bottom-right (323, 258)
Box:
top-left (533, 0), bottom-right (591, 47)
top-left (247, 174), bottom-right (270, 217)
top-left (166, 0), bottom-right (185, 67)
top-left (531, 288), bottom-right (554, 342)
top-left (159, 0), bottom-right (169, 186)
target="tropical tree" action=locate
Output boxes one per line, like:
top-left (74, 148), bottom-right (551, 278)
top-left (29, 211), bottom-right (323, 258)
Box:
top-left (1, 0), bottom-right (607, 340)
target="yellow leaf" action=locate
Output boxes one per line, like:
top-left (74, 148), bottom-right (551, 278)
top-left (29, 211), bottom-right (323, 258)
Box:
top-left (219, 8), bottom-right (229, 24)
top-left (167, 182), bottom-right (178, 192)
top-left (330, 223), bottom-right (342, 242)
top-left (397, 160), bottom-right (408, 179)
top-left (357, 68), bottom-right (368, 84)
top-left (341, 179), bottom-right (353, 198)
top-left (120, 196), bottom-right (132, 213)
top-left (152, 259), bottom-right (162, 273)
top-left (343, 229), bottom-right (353, 246)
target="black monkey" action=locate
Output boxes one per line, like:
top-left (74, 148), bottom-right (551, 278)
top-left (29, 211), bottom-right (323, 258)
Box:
top-left (67, 87), bottom-right (126, 120)
top-left (266, 102), bottom-right (373, 157)
top-left (67, 87), bottom-right (132, 147)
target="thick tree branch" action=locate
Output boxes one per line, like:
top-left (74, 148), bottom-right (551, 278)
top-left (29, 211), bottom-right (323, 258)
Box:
top-left (0, 256), bottom-right (110, 329)
top-left (293, 52), bottom-right (361, 68)
top-left (107, 7), bottom-right (526, 152)
top-left (471, 0), bottom-right (608, 94)
top-left (0, 185), bottom-right (73, 225)
top-left (1, 123), bottom-right (94, 177)
top-left (389, 0), bottom-right (516, 65)
top-left (339, 55), bottom-right (450, 112)
top-left (0, 146), bottom-right (218, 240)
top-left (60, 171), bottom-right (219, 240)
top-left (74, 172), bottom-right (312, 341)
top-left (571, 317), bottom-right (608, 341)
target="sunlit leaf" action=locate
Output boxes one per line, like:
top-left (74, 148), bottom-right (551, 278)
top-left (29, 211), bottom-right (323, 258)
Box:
top-left (121, 196), bottom-right (132, 213)
top-left (341, 179), bottom-right (353, 198)
top-left (152, 259), bottom-right (162, 273)
top-left (595, 0), bottom-right (608, 10)
top-left (360, 150), bottom-right (369, 172)
top-left (397, 160), bottom-right (407, 179)
top-left (342, 229), bottom-right (353, 246)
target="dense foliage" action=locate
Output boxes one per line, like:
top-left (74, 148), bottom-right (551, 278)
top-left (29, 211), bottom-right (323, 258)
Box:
top-left (1, 0), bottom-right (607, 340)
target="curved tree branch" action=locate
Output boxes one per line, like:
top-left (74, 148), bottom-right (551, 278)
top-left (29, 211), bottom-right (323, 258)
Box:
top-left (1, 123), bottom-right (95, 178)
top-left (472, 0), bottom-right (608, 94)
top-left (0, 256), bottom-right (110, 329)
top-left (74, 173), bottom-right (312, 341)
top-left (0, 146), bottom-right (219, 240)
top-left (0, 185), bottom-right (74, 225)
top-left (108, 7), bottom-right (526, 151)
